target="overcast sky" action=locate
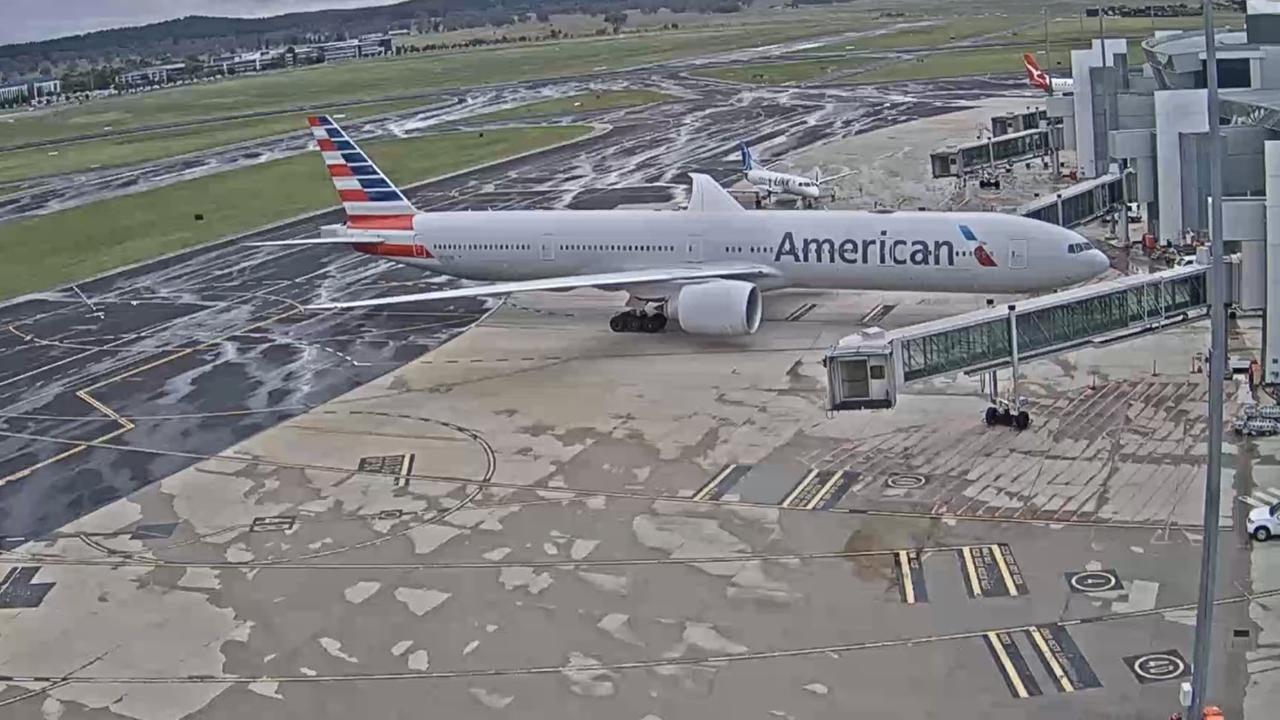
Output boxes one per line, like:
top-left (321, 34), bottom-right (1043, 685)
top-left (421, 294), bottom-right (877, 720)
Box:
top-left (2, 0), bottom-right (402, 45)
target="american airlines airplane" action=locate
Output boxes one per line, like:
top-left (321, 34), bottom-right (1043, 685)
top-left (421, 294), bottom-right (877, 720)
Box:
top-left (739, 142), bottom-right (854, 208)
top-left (1023, 53), bottom-right (1074, 94)
top-left (264, 116), bottom-right (1109, 336)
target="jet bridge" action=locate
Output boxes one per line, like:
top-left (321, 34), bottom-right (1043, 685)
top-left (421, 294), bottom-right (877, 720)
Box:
top-left (1018, 171), bottom-right (1130, 229)
top-left (823, 263), bottom-right (1214, 419)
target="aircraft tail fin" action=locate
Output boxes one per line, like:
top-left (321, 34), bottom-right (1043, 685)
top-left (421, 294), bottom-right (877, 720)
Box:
top-left (306, 115), bottom-right (419, 231)
top-left (687, 173), bottom-right (746, 212)
top-left (1022, 53), bottom-right (1050, 92)
top-left (739, 141), bottom-right (758, 171)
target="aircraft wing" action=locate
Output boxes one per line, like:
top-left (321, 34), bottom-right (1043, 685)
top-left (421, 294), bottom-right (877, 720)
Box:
top-left (817, 170), bottom-right (857, 184)
top-left (306, 264), bottom-right (779, 310)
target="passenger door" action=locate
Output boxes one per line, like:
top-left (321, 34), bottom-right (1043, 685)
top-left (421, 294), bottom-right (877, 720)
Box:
top-left (685, 231), bottom-right (703, 263)
top-left (1009, 239), bottom-right (1028, 269)
top-left (539, 237), bottom-right (555, 261)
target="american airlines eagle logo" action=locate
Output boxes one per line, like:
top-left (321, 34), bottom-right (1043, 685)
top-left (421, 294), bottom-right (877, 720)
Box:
top-left (959, 224), bottom-right (997, 267)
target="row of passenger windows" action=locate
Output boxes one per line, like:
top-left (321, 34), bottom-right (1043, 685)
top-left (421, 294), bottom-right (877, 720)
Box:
top-left (438, 243), bottom-right (531, 251)
top-left (561, 244), bottom-right (675, 252)
top-left (437, 244), bottom-right (677, 252)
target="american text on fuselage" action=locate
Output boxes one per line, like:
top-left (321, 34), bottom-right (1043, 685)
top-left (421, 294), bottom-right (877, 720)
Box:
top-left (773, 231), bottom-right (955, 267)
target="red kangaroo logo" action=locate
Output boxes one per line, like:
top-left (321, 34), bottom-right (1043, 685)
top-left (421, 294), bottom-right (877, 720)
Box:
top-left (1023, 53), bottom-right (1050, 92)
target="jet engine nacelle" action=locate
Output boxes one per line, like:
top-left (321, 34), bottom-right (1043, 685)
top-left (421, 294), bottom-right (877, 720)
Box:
top-left (671, 280), bottom-right (763, 336)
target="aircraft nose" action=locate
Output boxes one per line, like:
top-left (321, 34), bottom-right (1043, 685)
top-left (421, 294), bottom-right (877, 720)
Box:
top-left (1087, 248), bottom-right (1110, 276)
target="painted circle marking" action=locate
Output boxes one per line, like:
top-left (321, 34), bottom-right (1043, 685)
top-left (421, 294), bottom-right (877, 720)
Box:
top-left (1068, 571), bottom-right (1118, 593)
top-left (1132, 653), bottom-right (1186, 681)
top-left (886, 474), bottom-right (926, 489)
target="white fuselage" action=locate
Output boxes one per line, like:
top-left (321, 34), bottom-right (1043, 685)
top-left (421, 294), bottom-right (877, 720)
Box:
top-left (1048, 77), bottom-right (1074, 93)
top-left (744, 168), bottom-right (822, 200)
top-left (357, 209), bottom-right (1109, 295)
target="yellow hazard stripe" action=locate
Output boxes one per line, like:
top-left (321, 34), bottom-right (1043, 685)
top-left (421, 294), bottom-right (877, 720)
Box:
top-left (962, 546), bottom-right (982, 597)
top-left (1028, 627), bottom-right (1074, 692)
top-left (781, 468), bottom-right (820, 508)
top-left (693, 464), bottom-right (735, 501)
top-left (990, 544), bottom-right (1019, 597)
top-left (899, 551), bottom-right (916, 605)
top-left (987, 632), bottom-right (1030, 698)
top-left (804, 470), bottom-right (844, 510)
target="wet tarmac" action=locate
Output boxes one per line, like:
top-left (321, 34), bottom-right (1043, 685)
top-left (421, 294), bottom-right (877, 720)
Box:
top-left (0, 70), bottom-right (1029, 541)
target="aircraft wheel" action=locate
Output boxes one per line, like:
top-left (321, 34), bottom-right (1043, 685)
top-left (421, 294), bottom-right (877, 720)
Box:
top-left (609, 314), bottom-right (629, 333)
top-left (1014, 411), bottom-right (1031, 431)
top-left (646, 314), bottom-right (668, 333)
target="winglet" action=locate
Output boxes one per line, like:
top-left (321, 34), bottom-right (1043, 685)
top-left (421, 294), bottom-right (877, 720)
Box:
top-left (687, 173), bottom-right (745, 212)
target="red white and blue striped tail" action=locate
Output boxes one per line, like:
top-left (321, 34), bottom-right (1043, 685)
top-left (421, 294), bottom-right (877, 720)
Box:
top-left (307, 115), bottom-right (418, 231)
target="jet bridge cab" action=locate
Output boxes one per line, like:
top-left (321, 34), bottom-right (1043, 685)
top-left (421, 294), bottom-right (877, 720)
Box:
top-left (823, 328), bottom-right (895, 410)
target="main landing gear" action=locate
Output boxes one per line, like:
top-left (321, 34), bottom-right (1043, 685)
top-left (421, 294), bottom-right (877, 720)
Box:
top-left (610, 311), bottom-right (667, 334)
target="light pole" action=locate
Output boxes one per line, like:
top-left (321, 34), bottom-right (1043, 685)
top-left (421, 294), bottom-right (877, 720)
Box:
top-left (1044, 7), bottom-right (1053, 97)
top-left (1044, 7), bottom-right (1061, 177)
top-left (1188, 0), bottom-right (1226, 716)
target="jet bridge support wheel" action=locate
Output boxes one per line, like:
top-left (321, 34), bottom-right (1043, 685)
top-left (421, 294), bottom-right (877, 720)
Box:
top-left (983, 404), bottom-right (1031, 431)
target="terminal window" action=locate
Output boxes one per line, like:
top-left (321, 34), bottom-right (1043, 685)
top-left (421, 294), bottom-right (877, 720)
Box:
top-left (1215, 58), bottom-right (1252, 89)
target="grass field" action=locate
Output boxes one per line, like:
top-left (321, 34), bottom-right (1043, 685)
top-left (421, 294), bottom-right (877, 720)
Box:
top-left (1042, 13), bottom-right (1243, 45)
top-left (0, 125), bottom-right (590, 300)
top-left (841, 12), bottom-right (1246, 86)
top-left (820, 14), bottom-right (1029, 52)
top-left (840, 12), bottom-right (1244, 53)
top-left (0, 18), bottom-right (874, 150)
top-left (467, 89), bottom-right (672, 123)
top-left (844, 44), bottom-right (1081, 84)
top-left (0, 98), bottom-right (432, 185)
top-left (693, 56), bottom-right (875, 85)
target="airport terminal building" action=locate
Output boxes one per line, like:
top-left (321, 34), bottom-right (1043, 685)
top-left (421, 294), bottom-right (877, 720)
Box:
top-left (1070, 0), bottom-right (1280, 252)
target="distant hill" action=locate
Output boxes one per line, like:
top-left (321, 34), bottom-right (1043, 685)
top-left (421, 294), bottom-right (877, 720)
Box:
top-left (0, 0), bottom-right (751, 81)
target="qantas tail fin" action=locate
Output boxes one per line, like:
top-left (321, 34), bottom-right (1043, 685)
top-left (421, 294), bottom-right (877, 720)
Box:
top-left (1022, 53), bottom-right (1051, 92)
top-left (307, 115), bottom-right (419, 231)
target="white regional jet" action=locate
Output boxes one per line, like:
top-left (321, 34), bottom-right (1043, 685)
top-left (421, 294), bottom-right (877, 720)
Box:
top-left (739, 142), bottom-right (853, 208)
top-left (264, 116), bottom-right (1109, 336)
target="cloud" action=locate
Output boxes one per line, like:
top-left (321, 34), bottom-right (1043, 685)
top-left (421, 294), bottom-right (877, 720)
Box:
top-left (2, 0), bottom-right (404, 45)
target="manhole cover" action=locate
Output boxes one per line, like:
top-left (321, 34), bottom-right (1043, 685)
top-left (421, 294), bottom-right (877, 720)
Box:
top-left (1065, 569), bottom-right (1121, 593)
top-left (1123, 650), bottom-right (1190, 684)
top-left (885, 474), bottom-right (926, 490)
